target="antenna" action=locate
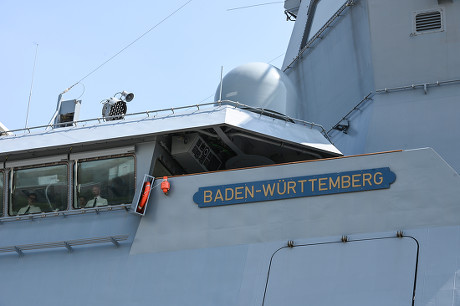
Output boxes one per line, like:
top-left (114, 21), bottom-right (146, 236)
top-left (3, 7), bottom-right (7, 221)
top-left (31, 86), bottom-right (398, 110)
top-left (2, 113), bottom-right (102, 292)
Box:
top-left (219, 66), bottom-right (224, 102)
top-left (58, 0), bottom-right (193, 99)
top-left (227, 1), bottom-right (283, 11)
top-left (45, 0), bottom-right (193, 129)
top-left (25, 43), bottom-right (39, 129)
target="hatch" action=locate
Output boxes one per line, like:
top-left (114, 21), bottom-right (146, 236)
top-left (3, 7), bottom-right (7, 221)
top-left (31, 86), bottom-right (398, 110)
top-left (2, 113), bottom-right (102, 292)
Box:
top-left (263, 237), bottom-right (418, 306)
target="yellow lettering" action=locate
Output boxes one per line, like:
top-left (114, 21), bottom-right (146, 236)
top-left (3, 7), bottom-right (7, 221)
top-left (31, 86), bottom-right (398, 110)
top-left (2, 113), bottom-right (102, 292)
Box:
top-left (287, 181), bottom-right (296, 194)
top-left (318, 177), bottom-right (327, 191)
top-left (298, 180), bottom-right (307, 192)
top-left (225, 188), bottom-right (234, 201)
top-left (309, 178), bottom-right (317, 191)
top-left (363, 173), bottom-right (372, 186)
top-left (352, 174), bottom-right (361, 188)
top-left (277, 181), bottom-right (287, 195)
top-left (374, 172), bottom-right (383, 185)
top-left (245, 185), bottom-right (254, 199)
top-left (214, 189), bottom-right (224, 202)
top-left (204, 190), bottom-right (213, 203)
top-left (329, 177), bottom-right (340, 189)
top-left (341, 176), bottom-right (351, 189)
top-left (235, 186), bottom-right (243, 200)
top-left (262, 183), bottom-right (276, 196)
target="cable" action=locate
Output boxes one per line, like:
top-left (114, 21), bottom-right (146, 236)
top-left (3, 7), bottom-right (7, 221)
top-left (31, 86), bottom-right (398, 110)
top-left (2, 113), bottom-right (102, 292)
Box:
top-left (75, 83), bottom-right (86, 100)
top-left (197, 94), bottom-right (215, 104)
top-left (61, 0), bottom-right (193, 95)
top-left (267, 53), bottom-right (285, 64)
top-left (227, 1), bottom-right (283, 11)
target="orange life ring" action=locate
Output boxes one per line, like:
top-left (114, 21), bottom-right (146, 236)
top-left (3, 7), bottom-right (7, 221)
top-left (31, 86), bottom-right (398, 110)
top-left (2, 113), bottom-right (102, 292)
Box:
top-left (136, 181), bottom-right (151, 213)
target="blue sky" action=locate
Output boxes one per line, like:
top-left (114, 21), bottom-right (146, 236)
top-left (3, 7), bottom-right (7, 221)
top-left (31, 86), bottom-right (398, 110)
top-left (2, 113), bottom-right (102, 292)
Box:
top-left (1, 0), bottom-right (294, 131)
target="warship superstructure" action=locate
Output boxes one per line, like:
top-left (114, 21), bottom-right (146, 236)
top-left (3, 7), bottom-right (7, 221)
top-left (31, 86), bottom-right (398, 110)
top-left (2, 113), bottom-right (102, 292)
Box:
top-left (1, 0), bottom-right (460, 305)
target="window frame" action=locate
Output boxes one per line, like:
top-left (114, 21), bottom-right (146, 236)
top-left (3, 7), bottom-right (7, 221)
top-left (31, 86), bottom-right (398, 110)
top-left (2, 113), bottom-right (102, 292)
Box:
top-left (0, 170), bottom-right (4, 218)
top-left (73, 153), bottom-right (136, 209)
top-left (0, 149), bottom-right (137, 220)
top-left (8, 161), bottom-right (70, 217)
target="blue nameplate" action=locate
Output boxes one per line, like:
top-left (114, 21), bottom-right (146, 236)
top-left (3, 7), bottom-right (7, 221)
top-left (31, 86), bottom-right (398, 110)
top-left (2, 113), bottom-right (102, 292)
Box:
top-left (193, 167), bottom-right (396, 208)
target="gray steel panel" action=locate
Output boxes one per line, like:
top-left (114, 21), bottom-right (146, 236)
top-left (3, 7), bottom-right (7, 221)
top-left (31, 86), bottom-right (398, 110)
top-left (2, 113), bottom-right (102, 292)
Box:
top-left (0, 106), bottom-right (340, 156)
top-left (6, 154), bottom-right (68, 168)
top-left (131, 148), bottom-right (460, 254)
top-left (0, 150), bottom-right (459, 305)
top-left (282, 0), bottom-right (310, 69)
top-left (368, 0), bottom-right (460, 88)
top-left (264, 237), bottom-right (417, 305)
top-left (284, 0), bottom-right (375, 128)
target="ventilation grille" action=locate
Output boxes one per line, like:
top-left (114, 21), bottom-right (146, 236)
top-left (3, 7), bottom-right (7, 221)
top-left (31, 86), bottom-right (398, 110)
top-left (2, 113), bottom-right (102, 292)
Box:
top-left (171, 134), bottom-right (222, 173)
top-left (415, 11), bottom-right (442, 32)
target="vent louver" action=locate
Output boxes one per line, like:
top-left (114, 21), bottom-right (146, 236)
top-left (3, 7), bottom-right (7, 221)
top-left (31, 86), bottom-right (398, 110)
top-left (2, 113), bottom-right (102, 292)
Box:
top-left (171, 134), bottom-right (222, 173)
top-left (415, 11), bottom-right (442, 32)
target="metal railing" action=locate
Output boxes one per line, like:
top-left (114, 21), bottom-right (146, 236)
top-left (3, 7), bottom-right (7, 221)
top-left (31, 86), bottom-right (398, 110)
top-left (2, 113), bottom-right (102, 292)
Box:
top-left (0, 100), bottom-right (331, 141)
top-left (376, 78), bottom-right (460, 94)
top-left (328, 77), bottom-right (460, 137)
top-left (0, 204), bottom-right (131, 223)
top-left (327, 92), bottom-right (374, 136)
top-left (0, 234), bottom-right (129, 256)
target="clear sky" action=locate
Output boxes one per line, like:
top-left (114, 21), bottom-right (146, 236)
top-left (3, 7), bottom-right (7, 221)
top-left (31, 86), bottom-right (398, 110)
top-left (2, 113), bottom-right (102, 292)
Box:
top-left (1, 0), bottom-right (294, 131)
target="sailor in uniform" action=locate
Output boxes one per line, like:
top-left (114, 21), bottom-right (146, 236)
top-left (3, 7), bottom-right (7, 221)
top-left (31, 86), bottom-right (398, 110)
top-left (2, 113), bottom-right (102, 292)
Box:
top-left (86, 186), bottom-right (108, 207)
top-left (18, 193), bottom-right (41, 215)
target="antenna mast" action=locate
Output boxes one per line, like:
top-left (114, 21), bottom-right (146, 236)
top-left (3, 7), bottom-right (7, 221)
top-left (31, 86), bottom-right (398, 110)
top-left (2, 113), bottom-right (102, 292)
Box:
top-left (25, 43), bottom-right (39, 129)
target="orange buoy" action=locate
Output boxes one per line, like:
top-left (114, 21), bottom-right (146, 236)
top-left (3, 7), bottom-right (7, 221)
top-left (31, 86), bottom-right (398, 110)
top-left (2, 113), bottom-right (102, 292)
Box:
top-left (136, 181), bottom-right (151, 213)
top-left (161, 176), bottom-right (170, 195)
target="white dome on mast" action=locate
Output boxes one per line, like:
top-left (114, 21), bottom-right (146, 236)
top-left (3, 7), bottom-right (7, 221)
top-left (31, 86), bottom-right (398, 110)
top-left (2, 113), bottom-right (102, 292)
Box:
top-left (215, 62), bottom-right (299, 115)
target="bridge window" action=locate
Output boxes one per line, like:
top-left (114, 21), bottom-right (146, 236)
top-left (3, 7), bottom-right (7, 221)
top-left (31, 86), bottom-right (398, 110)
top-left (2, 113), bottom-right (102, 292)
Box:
top-left (0, 172), bottom-right (3, 217)
top-left (75, 155), bottom-right (135, 208)
top-left (10, 164), bottom-right (68, 216)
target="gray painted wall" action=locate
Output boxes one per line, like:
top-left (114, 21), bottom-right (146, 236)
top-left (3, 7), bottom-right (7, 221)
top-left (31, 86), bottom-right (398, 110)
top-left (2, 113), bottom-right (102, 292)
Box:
top-left (284, 0), bottom-right (460, 172)
top-left (333, 86), bottom-right (460, 172)
top-left (284, 0), bottom-right (375, 129)
top-left (1, 149), bottom-right (460, 305)
top-left (368, 0), bottom-right (460, 88)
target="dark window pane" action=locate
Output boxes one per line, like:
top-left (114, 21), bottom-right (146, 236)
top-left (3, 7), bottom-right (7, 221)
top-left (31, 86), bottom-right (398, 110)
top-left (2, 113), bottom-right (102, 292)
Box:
top-left (76, 156), bottom-right (135, 208)
top-left (11, 164), bottom-right (68, 216)
top-left (0, 172), bottom-right (3, 217)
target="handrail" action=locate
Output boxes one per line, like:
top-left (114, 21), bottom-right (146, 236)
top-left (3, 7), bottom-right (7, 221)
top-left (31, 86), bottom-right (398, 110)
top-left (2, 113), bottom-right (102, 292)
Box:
top-left (0, 203), bottom-right (131, 223)
top-left (327, 92), bottom-right (374, 136)
top-left (328, 76), bottom-right (460, 136)
top-left (375, 78), bottom-right (460, 94)
top-left (0, 100), bottom-right (331, 141)
top-left (0, 234), bottom-right (129, 256)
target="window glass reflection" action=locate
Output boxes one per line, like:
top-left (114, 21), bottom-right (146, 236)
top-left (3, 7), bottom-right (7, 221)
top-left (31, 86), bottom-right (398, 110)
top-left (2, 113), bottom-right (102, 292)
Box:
top-left (11, 164), bottom-right (68, 216)
top-left (0, 172), bottom-right (3, 217)
top-left (76, 156), bottom-right (135, 208)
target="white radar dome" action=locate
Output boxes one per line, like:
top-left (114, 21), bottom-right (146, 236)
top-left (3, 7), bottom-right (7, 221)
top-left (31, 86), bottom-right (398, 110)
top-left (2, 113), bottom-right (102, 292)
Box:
top-left (214, 62), bottom-right (299, 115)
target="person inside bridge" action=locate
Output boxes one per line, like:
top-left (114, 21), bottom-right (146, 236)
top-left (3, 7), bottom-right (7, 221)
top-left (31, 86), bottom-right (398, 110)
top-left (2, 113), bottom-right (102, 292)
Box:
top-left (86, 185), bottom-right (108, 207)
top-left (76, 196), bottom-right (86, 208)
top-left (18, 193), bottom-right (41, 215)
